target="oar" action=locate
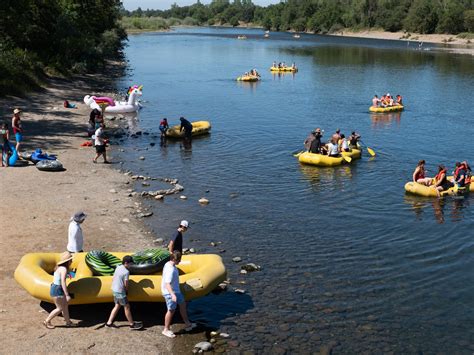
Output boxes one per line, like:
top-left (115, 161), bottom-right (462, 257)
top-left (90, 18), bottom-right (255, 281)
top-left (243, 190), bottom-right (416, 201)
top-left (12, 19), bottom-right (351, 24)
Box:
top-left (360, 140), bottom-right (376, 157)
top-left (342, 155), bottom-right (352, 163)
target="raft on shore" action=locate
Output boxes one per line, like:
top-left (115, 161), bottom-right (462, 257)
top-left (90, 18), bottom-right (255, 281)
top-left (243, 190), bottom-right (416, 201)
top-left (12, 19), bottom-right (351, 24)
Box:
top-left (369, 105), bottom-right (404, 113)
top-left (166, 121), bottom-right (211, 139)
top-left (299, 149), bottom-right (361, 167)
top-left (14, 252), bottom-right (226, 305)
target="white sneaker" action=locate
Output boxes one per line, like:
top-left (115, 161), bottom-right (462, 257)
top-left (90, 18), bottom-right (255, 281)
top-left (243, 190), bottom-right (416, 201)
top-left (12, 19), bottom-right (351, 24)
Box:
top-left (162, 329), bottom-right (176, 338)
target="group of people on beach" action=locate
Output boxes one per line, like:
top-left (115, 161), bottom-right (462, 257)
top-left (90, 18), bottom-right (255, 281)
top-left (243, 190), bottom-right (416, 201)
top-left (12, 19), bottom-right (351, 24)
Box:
top-left (44, 214), bottom-right (195, 337)
top-left (1, 108), bottom-right (24, 167)
top-left (413, 160), bottom-right (472, 196)
top-left (304, 128), bottom-right (361, 157)
top-left (371, 93), bottom-right (403, 107)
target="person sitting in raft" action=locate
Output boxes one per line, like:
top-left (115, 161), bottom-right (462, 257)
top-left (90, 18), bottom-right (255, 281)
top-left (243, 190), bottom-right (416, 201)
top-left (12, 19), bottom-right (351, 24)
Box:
top-left (272, 61), bottom-right (277, 68)
top-left (413, 160), bottom-right (432, 186)
top-left (433, 165), bottom-right (453, 196)
top-left (372, 95), bottom-right (380, 107)
top-left (380, 95), bottom-right (387, 107)
top-left (291, 62), bottom-right (296, 69)
top-left (1, 123), bottom-right (12, 167)
top-left (326, 138), bottom-right (340, 157)
top-left (331, 129), bottom-right (341, 144)
top-left (451, 161), bottom-right (471, 188)
top-left (387, 94), bottom-right (394, 106)
top-left (159, 118), bottom-right (169, 138)
top-left (339, 134), bottom-right (350, 152)
top-left (396, 95), bottom-right (403, 106)
top-left (349, 131), bottom-right (360, 149)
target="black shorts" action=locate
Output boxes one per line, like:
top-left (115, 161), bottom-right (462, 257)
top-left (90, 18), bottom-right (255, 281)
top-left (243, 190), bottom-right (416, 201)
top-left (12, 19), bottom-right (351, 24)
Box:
top-left (95, 144), bottom-right (106, 153)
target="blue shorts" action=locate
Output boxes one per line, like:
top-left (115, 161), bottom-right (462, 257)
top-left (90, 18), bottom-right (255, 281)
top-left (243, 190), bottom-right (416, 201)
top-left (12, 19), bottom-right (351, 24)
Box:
top-left (113, 292), bottom-right (128, 306)
top-left (164, 293), bottom-right (185, 311)
top-left (15, 132), bottom-right (22, 142)
top-left (50, 284), bottom-right (65, 298)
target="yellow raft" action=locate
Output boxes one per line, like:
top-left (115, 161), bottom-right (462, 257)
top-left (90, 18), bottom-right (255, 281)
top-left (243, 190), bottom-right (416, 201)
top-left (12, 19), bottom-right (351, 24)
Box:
top-left (14, 252), bottom-right (226, 305)
top-left (299, 149), bottom-right (361, 167)
top-left (270, 67), bottom-right (298, 73)
top-left (166, 120), bottom-right (211, 139)
top-left (404, 177), bottom-right (472, 197)
top-left (369, 105), bottom-right (404, 113)
top-left (237, 75), bottom-right (259, 82)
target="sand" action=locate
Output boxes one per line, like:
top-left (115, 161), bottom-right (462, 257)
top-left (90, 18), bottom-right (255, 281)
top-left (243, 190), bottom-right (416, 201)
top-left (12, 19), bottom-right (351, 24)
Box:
top-left (0, 73), bottom-right (203, 352)
top-left (330, 30), bottom-right (474, 55)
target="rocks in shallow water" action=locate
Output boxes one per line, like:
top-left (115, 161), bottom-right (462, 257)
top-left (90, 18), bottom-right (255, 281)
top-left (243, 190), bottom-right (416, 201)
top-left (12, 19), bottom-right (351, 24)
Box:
top-left (198, 198), bottom-right (209, 205)
top-left (142, 182), bottom-right (150, 187)
top-left (139, 156), bottom-right (145, 160)
top-left (232, 257), bottom-right (242, 263)
top-left (194, 342), bottom-right (213, 352)
top-left (180, 195), bottom-right (187, 200)
top-left (240, 270), bottom-right (248, 275)
top-left (138, 212), bottom-right (153, 218)
top-left (154, 194), bottom-right (164, 200)
top-left (241, 263), bottom-right (261, 272)
top-left (234, 288), bottom-right (246, 294)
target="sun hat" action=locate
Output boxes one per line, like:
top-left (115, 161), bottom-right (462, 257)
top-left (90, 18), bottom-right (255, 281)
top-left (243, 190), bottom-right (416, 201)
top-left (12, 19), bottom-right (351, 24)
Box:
top-left (57, 251), bottom-right (73, 266)
top-left (13, 108), bottom-right (21, 114)
top-left (71, 211), bottom-right (87, 222)
top-left (180, 220), bottom-right (189, 228)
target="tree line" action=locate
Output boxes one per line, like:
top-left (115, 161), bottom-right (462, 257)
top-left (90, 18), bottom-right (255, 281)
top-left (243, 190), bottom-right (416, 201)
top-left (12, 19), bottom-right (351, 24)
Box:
top-left (0, 0), bottom-right (126, 95)
top-left (123, 0), bottom-right (474, 35)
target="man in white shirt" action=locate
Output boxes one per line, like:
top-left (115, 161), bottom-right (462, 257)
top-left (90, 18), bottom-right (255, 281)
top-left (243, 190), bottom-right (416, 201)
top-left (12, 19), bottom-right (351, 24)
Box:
top-left (161, 251), bottom-right (196, 338)
top-left (67, 211), bottom-right (86, 253)
top-left (93, 123), bottom-right (110, 164)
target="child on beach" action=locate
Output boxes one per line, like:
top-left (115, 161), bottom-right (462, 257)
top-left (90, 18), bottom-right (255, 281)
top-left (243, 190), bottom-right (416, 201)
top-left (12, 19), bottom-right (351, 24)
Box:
top-left (93, 123), bottom-right (110, 164)
top-left (105, 255), bottom-right (143, 330)
top-left (159, 118), bottom-right (169, 138)
top-left (1, 123), bottom-right (12, 167)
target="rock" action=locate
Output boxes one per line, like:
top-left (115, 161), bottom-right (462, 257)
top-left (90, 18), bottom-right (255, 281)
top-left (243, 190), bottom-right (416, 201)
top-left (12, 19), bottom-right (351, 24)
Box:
top-left (240, 269), bottom-right (248, 274)
top-left (139, 156), bottom-right (145, 160)
top-left (198, 198), bottom-right (209, 205)
top-left (109, 189), bottom-right (117, 193)
top-left (220, 333), bottom-right (230, 338)
top-left (210, 242), bottom-right (216, 247)
top-left (194, 342), bottom-right (213, 351)
top-left (189, 248), bottom-right (196, 253)
top-left (150, 142), bottom-right (155, 146)
top-left (127, 189), bottom-right (134, 193)
top-left (234, 288), bottom-right (246, 294)
top-left (216, 283), bottom-right (227, 291)
top-left (142, 182), bottom-right (150, 187)
top-left (155, 194), bottom-right (164, 200)
top-left (219, 249), bottom-right (226, 253)
top-left (180, 195), bottom-right (187, 200)
top-left (241, 263), bottom-right (261, 272)
top-left (232, 257), bottom-right (242, 262)
top-left (140, 191), bottom-right (149, 197)
top-left (210, 331), bottom-right (219, 336)
top-left (122, 218), bottom-right (130, 223)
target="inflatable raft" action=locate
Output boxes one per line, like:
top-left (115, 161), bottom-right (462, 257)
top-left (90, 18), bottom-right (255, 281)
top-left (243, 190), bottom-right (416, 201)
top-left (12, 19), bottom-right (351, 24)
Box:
top-left (237, 75), bottom-right (259, 82)
top-left (405, 179), bottom-right (472, 197)
top-left (270, 67), bottom-right (298, 72)
top-left (14, 252), bottom-right (226, 305)
top-left (299, 149), bottom-right (362, 167)
top-left (369, 105), bottom-right (404, 113)
top-left (166, 120), bottom-right (211, 139)
top-left (84, 86), bottom-right (142, 114)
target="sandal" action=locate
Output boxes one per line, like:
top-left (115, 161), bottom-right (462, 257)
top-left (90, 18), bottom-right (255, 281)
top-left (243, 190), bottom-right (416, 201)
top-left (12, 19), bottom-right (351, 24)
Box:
top-left (43, 321), bottom-right (55, 329)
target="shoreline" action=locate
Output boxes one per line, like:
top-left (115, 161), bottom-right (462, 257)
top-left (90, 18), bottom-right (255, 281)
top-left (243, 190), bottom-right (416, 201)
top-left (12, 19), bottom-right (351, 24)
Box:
top-left (0, 69), bottom-right (204, 352)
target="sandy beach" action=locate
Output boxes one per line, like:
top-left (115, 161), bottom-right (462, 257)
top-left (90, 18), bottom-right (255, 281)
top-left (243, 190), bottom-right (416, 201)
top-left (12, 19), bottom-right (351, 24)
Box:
top-left (0, 71), bottom-right (206, 352)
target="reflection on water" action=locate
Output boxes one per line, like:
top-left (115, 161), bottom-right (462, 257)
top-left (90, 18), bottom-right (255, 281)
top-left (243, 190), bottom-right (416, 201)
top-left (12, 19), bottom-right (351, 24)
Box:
top-left (370, 112), bottom-right (402, 129)
top-left (404, 194), bottom-right (470, 224)
top-left (299, 164), bottom-right (353, 192)
top-left (271, 72), bottom-right (297, 80)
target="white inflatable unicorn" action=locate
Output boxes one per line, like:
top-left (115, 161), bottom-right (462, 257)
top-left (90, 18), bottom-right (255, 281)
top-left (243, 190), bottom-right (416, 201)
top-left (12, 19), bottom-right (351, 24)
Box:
top-left (84, 85), bottom-right (143, 114)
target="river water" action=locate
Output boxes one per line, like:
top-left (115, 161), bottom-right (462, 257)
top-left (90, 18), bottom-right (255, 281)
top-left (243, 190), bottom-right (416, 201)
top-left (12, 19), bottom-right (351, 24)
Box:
top-left (115, 28), bottom-right (473, 353)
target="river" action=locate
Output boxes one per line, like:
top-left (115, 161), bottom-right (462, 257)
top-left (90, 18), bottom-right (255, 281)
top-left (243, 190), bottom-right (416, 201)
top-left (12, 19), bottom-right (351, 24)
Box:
top-left (115, 27), bottom-right (474, 353)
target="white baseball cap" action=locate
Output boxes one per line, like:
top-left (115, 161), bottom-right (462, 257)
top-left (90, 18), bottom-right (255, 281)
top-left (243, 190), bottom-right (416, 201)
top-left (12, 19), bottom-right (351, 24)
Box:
top-left (180, 220), bottom-right (189, 228)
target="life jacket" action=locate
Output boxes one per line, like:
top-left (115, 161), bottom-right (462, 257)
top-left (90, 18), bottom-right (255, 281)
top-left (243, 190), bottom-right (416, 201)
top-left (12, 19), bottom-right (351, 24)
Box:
top-left (454, 163), bottom-right (471, 184)
top-left (434, 169), bottom-right (447, 183)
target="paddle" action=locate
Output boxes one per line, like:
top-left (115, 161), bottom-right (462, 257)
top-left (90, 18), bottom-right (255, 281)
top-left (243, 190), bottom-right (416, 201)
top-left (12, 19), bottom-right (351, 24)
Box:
top-left (342, 155), bottom-right (352, 163)
top-left (359, 140), bottom-right (376, 157)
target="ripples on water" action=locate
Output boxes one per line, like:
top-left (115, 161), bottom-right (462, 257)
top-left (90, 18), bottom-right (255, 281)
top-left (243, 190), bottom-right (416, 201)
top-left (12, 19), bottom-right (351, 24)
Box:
top-left (117, 28), bottom-right (474, 353)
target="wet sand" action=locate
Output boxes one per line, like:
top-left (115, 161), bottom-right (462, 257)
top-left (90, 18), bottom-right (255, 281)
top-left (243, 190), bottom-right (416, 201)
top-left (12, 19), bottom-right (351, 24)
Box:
top-left (0, 70), bottom-right (205, 352)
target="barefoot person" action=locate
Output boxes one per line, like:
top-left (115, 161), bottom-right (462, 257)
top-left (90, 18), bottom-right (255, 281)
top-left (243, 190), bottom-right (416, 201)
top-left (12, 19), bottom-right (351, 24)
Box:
top-left (11, 108), bottom-right (24, 155)
top-left (43, 252), bottom-right (76, 329)
top-left (161, 251), bottom-right (196, 338)
top-left (412, 160), bottom-right (431, 186)
top-left (105, 255), bottom-right (143, 330)
top-left (93, 123), bottom-right (110, 164)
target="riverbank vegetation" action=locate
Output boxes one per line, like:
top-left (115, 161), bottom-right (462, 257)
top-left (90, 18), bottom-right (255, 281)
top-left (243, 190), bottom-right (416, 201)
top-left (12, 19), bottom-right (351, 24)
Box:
top-left (123, 0), bottom-right (474, 35)
top-left (0, 1), bottom-right (126, 96)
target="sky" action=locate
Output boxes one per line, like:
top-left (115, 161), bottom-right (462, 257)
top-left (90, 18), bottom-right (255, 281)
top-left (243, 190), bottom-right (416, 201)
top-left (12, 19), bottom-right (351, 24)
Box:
top-left (122, 0), bottom-right (279, 11)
